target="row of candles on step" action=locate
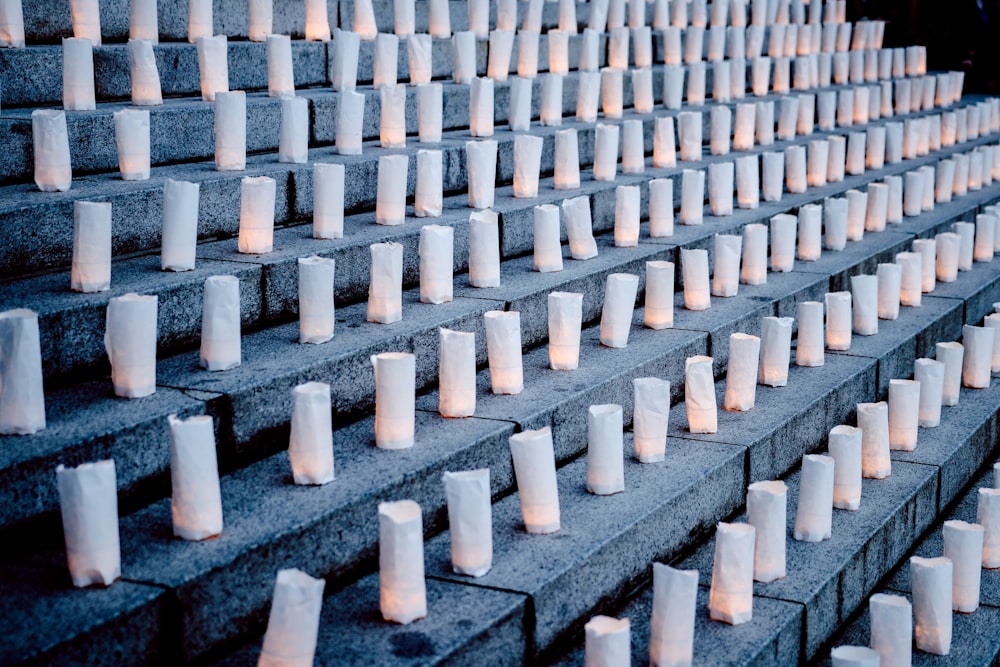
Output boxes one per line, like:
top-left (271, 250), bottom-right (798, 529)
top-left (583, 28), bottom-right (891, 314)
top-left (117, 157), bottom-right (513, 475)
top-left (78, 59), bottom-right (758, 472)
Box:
top-left (5, 133), bottom-right (1000, 435)
top-left (48, 309), bottom-right (1000, 666)
top-left (584, 471), bottom-right (1000, 666)
top-left (32, 37), bottom-right (964, 193)
top-left (0, 0), bottom-right (870, 51)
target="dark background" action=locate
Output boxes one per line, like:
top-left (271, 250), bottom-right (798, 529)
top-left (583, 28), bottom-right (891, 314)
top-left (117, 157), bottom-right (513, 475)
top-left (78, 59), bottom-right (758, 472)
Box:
top-left (853, 0), bottom-right (1000, 93)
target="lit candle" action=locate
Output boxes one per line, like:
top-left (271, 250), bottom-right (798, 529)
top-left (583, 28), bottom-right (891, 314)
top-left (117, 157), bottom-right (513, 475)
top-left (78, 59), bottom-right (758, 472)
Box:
top-left (378, 500), bottom-right (427, 623)
top-left (168, 414), bottom-right (223, 540)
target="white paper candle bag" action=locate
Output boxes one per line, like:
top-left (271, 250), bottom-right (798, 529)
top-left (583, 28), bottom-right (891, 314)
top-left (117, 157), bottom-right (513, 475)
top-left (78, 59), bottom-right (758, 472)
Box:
top-left (758, 317), bottom-right (793, 387)
top-left (57, 460), bottom-right (121, 587)
top-left (870, 594), bottom-right (912, 667)
top-left (215, 91), bottom-right (246, 171)
top-left (379, 500), bottom-right (427, 623)
top-left (509, 427), bottom-right (560, 533)
top-left (649, 564), bottom-right (697, 667)
top-left (829, 425), bottom-right (862, 510)
top-left (724, 333), bottom-right (761, 411)
top-left (32, 110), bottom-right (72, 192)
top-left (288, 381), bottom-right (334, 485)
top-left (709, 522), bottom-right (755, 624)
top-left (0, 309), bottom-right (46, 435)
top-left (258, 569), bottom-right (325, 667)
top-left (168, 414), bottom-right (223, 540)
top-left (443, 469), bottom-right (492, 576)
top-left (858, 401), bottom-right (890, 479)
top-left (911, 556), bottom-right (952, 655)
top-left (794, 454), bottom-right (834, 541)
top-left (313, 163), bottom-right (344, 239)
top-left (682, 249), bottom-right (711, 311)
top-left (72, 201), bottom-right (111, 293)
top-left (686, 355), bottom-right (717, 433)
top-left (468, 209), bottom-right (501, 288)
top-left (943, 520), bottom-right (983, 613)
top-left (63, 38), bottom-right (96, 111)
top-left (562, 196), bottom-right (599, 260)
top-left (200, 274), bottom-right (241, 371)
top-left (438, 328), bottom-right (475, 418)
top-left (238, 176), bottom-right (275, 254)
top-left (599, 273), bottom-right (639, 348)
top-left (485, 311), bottom-right (523, 395)
top-left (128, 39), bottom-right (163, 106)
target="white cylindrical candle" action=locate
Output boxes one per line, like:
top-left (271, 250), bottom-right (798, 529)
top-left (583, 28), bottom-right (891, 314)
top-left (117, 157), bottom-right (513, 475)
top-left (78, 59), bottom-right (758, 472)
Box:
top-left (724, 333), bottom-right (761, 411)
top-left (288, 382), bottom-right (334, 486)
top-left (71, 200), bottom-right (111, 293)
top-left (438, 328), bottom-right (476, 418)
top-left (509, 427), bottom-right (560, 533)
top-left (214, 91), bottom-right (246, 171)
top-left (378, 500), bottom-right (426, 623)
top-left (105, 293), bottom-right (158, 398)
top-left (57, 460), bottom-right (120, 587)
top-left (372, 352), bottom-right (416, 450)
top-left (709, 522), bottom-right (756, 624)
top-left (686, 355), bottom-right (717, 433)
top-left (367, 242), bottom-right (403, 324)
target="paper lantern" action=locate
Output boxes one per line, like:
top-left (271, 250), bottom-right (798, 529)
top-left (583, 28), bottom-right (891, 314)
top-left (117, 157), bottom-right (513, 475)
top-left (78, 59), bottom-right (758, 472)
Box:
top-left (708, 162), bottom-right (733, 217)
top-left (158, 179), bottom-right (199, 271)
top-left (761, 151), bottom-right (784, 202)
top-left (313, 163), bottom-right (344, 239)
top-left (375, 155), bottom-right (409, 226)
top-left (796, 301), bottom-right (825, 367)
top-left (979, 489), bottom-right (1000, 568)
top-left (943, 520), bottom-right (983, 613)
top-left (259, 569), bottom-right (325, 667)
top-left (735, 155), bottom-right (760, 210)
top-left (331, 29), bottom-right (360, 91)
top-left (828, 425), bottom-right (862, 510)
top-left (416, 83), bottom-right (442, 143)
top-left (935, 159), bottom-right (955, 203)
top-left (826, 135), bottom-right (846, 184)
top-left (936, 341), bottom-right (964, 407)
top-left (105, 294), bottom-right (158, 399)
top-left (406, 34), bottom-right (432, 85)
top-left (297, 256), bottom-right (335, 344)
top-left (452, 31), bottom-right (476, 84)
top-left (237, 176), bottom-right (275, 254)
top-left (438, 328), bottom-right (475, 418)
top-left (912, 239), bottom-right (936, 294)
top-left (824, 291), bottom-right (852, 351)
top-left (794, 454), bottom-right (834, 541)
top-left (795, 204), bottom-right (821, 262)
top-left (709, 522), bottom-right (755, 624)
top-left (614, 186), bottom-right (640, 247)
top-left (747, 480), bottom-right (786, 581)
top-left (642, 261), bottom-right (674, 331)
top-left (632, 377), bottom-right (670, 463)
top-left (418, 225), bottom-right (453, 304)
top-left (751, 57), bottom-right (771, 96)
top-left (599, 273), bottom-right (639, 348)
top-left (649, 564), bottom-right (696, 667)
top-left (539, 73), bottom-right (563, 126)
top-left (586, 404), bottom-right (625, 495)
top-left (495, 0), bottom-right (516, 31)
top-left (516, 30), bottom-right (539, 78)
top-left (197, 35), bottom-right (228, 101)
top-left (858, 401), bottom-right (890, 479)
top-left (443, 469), bottom-right (492, 576)
top-left (724, 333), bottom-right (761, 411)
top-left (593, 123), bottom-right (620, 182)
top-left (379, 85), bottom-right (407, 148)
top-left (167, 414), bottom-right (223, 540)
top-left (649, 178), bottom-right (674, 236)
top-left (467, 140), bottom-right (498, 209)
top-left (738, 223), bottom-right (766, 285)
top-left (758, 317), bottom-right (792, 387)
top-left (469, 77), bottom-right (494, 137)
top-left (187, 0), bottom-right (212, 42)
top-left (288, 381), bottom-right (335, 486)
top-left (620, 119), bottom-right (644, 174)
top-left (679, 170), bottom-right (705, 226)
top-left (585, 616), bottom-right (630, 665)
top-left (372, 353), bottom-right (416, 450)
top-left (561, 196), bottom-right (598, 260)
top-left (548, 292), bottom-right (582, 371)
top-left (214, 91), bottom-right (246, 171)
top-left (962, 324), bottom-right (994, 389)
top-left (663, 65), bottom-right (684, 109)
top-left (367, 243), bottom-right (403, 324)
top-left (911, 556), bottom-right (952, 655)
top-left (71, 200), bottom-right (111, 293)
top-left (711, 234), bottom-right (741, 298)
top-left (559, 0), bottom-right (578, 31)
top-left (32, 109), bottom-right (72, 192)
top-left (769, 214), bottom-right (797, 273)
top-left (632, 68), bottom-right (654, 113)
top-left (266, 35), bottom-right (295, 97)
top-left (57, 460), bottom-right (120, 587)
top-left (485, 311), bottom-right (523, 395)
top-left (0, 309), bottom-right (46, 435)
top-left (806, 139), bottom-right (828, 188)
top-left (247, 0), bottom-right (272, 41)
top-left (336, 90), bottom-right (365, 155)
top-left (128, 39), bottom-right (162, 106)
top-left (870, 593), bottom-right (912, 667)
top-left (0, 0), bottom-right (25, 47)
top-left (851, 275), bottom-right (877, 336)
top-left (685, 355), bottom-right (717, 433)
top-left (830, 646), bottom-right (879, 667)
top-left (913, 358), bottom-right (944, 428)
top-left (677, 112), bottom-right (703, 162)
top-left (651, 117), bottom-right (676, 169)
top-left (428, 0), bottom-right (451, 37)
top-left (508, 76), bottom-right (532, 131)
top-left (985, 313), bottom-right (1000, 375)
top-left (952, 222), bottom-right (974, 271)
top-left (876, 263), bottom-right (901, 321)
top-left (468, 209), bottom-right (500, 288)
top-left (682, 249), bottom-right (711, 311)
top-left (579, 28), bottom-right (600, 70)
top-left (378, 500), bottom-right (426, 624)
top-left (509, 427), bottom-right (560, 533)
top-left (532, 205), bottom-right (563, 273)
top-left (554, 128), bottom-right (580, 190)
top-left (975, 214), bottom-right (997, 263)
top-left (276, 96), bottom-right (309, 164)
top-left (887, 379), bottom-right (919, 452)
top-left (62, 37), bottom-right (96, 111)
top-left (199, 275), bottom-right (241, 371)
top-left (305, 0), bottom-right (331, 41)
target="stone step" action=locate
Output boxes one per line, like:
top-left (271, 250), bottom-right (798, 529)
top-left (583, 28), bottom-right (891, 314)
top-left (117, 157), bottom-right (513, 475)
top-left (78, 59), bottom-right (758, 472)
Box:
top-left (820, 464), bottom-right (1000, 665)
top-left (548, 375), bottom-right (1000, 664)
top-left (2, 122), bottom-right (991, 383)
top-left (15, 1), bottom-right (587, 45)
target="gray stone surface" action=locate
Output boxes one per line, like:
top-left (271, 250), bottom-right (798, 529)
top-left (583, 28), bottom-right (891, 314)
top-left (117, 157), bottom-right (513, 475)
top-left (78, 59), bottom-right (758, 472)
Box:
top-left (0, 381), bottom-right (210, 532)
top-left (668, 353), bottom-right (877, 482)
top-left (0, 564), bottom-right (166, 666)
top-left (27, 409), bottom-right (515, 661)
top-left (548, 584), bottom-right (804, 667)
top-left (416, 308), bottom-right (708, 462)
top-left (158, 290), bottom-right (501, 453)
top-left (890, 382), bottom-right (1000, 510)
top-left (819, 601), bottom-right (1000, 666)
top-left (425, 436), bottom-right (746, 657)
top-left (214, 573), bottom-right (530, 667)
top-left (0, 254), bottom-right (263, 380)
top-left (679, 460), bottom-right (938, 659)
top-left (827, 294), bottom-right (964, 399)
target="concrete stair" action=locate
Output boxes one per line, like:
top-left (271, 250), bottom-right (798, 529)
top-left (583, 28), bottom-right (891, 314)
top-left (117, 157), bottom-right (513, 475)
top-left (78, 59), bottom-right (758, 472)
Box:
top-left (2, 1), bottom-right (1000, 665)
